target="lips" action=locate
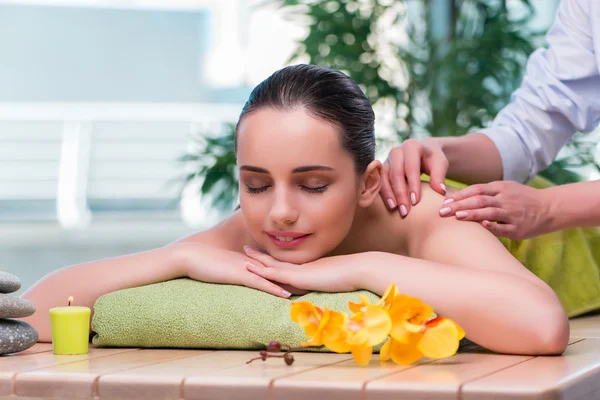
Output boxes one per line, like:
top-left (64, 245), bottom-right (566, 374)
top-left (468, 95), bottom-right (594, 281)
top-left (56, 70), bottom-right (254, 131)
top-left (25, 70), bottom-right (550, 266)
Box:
top-left (266, 231), bottom-right (311, 248)
top-left (266, 231), bottom-right (308, 238)
top-left (273, 234), bottom-right (305, 242)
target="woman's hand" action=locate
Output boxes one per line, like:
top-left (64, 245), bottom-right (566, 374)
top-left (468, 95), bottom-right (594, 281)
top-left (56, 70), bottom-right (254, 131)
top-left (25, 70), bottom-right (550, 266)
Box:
top-left (380, 138), bottom-right (449, 216)
top-left (244, 246), bottom-right (362, 293)
top-left (175, 242), bottom-right (292, 298)
top-left (439, 181), bottom-right (551, 240)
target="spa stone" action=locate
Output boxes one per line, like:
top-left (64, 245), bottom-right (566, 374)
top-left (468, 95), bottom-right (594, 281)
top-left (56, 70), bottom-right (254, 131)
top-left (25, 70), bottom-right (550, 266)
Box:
top-left (0, 294), bottom-right (35, 319)
top-left (0, 319), bottom-right (38, 355)
top-left (0, 272), bottom-right (20, 294)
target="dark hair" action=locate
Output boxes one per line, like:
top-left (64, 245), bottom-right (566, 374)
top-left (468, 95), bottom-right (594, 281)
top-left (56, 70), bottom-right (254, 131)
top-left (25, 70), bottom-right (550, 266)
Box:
top-left (235, 64), bottom-right (375, 173)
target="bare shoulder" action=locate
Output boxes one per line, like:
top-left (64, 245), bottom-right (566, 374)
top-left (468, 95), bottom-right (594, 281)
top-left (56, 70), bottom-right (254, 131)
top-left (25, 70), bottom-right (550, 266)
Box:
top-left (404, 182), bottom-right (447, 224)
top-left (406, 182), bottom-right (476, 226)
top-left (403, 182), bottom-right (483, 255)
top-left (170, 210), bottom-right (255, 252)
top-left (403, 183), bottom-right (550, 288)
top-left (374, 183), bottom-right (445, 256)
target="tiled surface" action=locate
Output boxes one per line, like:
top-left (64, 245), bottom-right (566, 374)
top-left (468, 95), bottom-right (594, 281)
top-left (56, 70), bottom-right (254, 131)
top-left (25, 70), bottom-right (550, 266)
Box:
top-left (462, 339), bottom-right (600, 400)
top-left (184, 352), bottom-right (351, 400)
top-left (15, 349), bottom-right (198, 399)
top-left (569, 312), bottom-right (600, 339)
top-left (365, 352), bottom-right (533, 400)
top-left (0, 315), bottom-right (598, 399)
top-left (0, 346), bottom-right (137, 396)
top-left (271, 355), bottom-right (419, 400)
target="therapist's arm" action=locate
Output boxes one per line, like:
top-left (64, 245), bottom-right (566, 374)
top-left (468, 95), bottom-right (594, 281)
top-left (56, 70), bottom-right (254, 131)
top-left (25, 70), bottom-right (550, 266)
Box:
top-left (437, 134), bottom-right (503, 184)
top-left (381, 0), bottom-right (600, 211)
top-left (545, 180), bottom-right (600, 232)
top-left (480, 0), bottom-right (600, 183)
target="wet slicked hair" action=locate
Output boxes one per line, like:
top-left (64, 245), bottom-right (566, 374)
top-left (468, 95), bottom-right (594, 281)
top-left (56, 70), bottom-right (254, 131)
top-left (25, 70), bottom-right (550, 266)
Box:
top-left (235, 64), bottom-right (375, 173)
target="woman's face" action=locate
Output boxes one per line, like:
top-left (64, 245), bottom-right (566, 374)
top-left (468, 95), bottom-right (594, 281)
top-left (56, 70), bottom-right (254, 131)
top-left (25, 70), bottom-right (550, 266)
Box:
top-left (236, 107), bottom-right (361, 264)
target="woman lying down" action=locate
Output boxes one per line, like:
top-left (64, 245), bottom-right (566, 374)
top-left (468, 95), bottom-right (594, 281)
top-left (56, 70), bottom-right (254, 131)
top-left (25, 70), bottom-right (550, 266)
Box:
top-left (21, 64), bottom-right (569, 355)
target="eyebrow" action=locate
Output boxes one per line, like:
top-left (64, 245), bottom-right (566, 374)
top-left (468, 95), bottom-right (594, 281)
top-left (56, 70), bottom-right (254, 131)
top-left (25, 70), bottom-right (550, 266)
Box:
top-left (239, 165), bottom-right (334, 174)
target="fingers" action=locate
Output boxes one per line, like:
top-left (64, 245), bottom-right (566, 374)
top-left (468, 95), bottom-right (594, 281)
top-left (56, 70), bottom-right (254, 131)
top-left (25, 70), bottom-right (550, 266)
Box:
top-left (380, 160), bottom-right (398, 210)
top-left (402, 140), bottom-right (423, 206)
top-left (246, 262), bottom-right (291, 286)
top-left (245, 270), bottom-right (292, 298)
top-left (278, 283), bottom-right (311, 296)
top-left (439, 195), bottom-right (509, 221)
top-left (444, 183), bottom-right (501, 202)
top-left (244, 246), bottom-right (272, 266)
top-left (453, 207), bottom-right (510, 223)
top-left (387, 150), bottom-right (410, 217)
top-left (243, 246), bottom-right (301, 297)
top-left (424, 151), bottom-right (449, 196)
top-left (384, 139), bottom-right (449, 213)
top-left (244, 246), bottom-right (288, 268)
top-left (482, 221), bottom-right (518, 239)
top-left (439, 195), bottom-right (494, 217)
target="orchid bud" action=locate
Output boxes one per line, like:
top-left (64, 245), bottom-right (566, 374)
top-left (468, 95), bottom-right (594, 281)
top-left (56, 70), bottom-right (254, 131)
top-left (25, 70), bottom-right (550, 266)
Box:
top-left (266, 341), bottom-right (282, 352)
top-left (284, 353), bottom-right (295, 365)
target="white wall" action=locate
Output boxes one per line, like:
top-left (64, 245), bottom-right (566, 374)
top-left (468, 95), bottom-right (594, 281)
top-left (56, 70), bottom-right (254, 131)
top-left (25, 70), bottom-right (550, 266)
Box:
top-left (0, 3), bottom-right (253, 102)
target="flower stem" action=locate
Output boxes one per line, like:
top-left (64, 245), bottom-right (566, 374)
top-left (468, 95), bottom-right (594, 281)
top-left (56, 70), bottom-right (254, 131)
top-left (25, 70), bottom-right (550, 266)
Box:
top-left (246, 342), bottom-right (324, 365)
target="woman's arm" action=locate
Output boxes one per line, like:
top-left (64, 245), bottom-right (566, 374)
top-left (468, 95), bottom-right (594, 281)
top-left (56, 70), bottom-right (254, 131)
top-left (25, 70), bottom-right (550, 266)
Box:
top-left (352, 253), bottom-right (568, 356)
top-left (248, 247), bottom-right (568, 356)
top-left (20, 212), bottom-right (285, 342)
top-left (19, 245), bottom-right (188, 342)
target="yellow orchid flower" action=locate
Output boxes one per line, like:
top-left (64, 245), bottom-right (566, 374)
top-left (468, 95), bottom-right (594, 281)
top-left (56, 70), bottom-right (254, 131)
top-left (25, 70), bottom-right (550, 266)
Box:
top-left (322, 310), bottom-right (352, 353)
top-left (378, 283), bottom-right (398, 309)
top-left (380, 337), bottom-right (391, 361)
top-left (348, 304), bottom-right (392, 347)
top-left (348, 294), bottom-right (373, 314)
top-left (322, 303), bottom-right (392, 366)
top-left (381, 334), bottom-right (424, 365)
top-left (349, 283), bottom-right (398, 314)
top-left (388, 295), bottom-right (433, 343)
top-left (351, 344), bottom-right (373, 367)
top-left (418, 317), bottom-right (465, 359)
top-left (290, 301), bottom-right (327, 346)
top-left (323, 310), bottom-right (375, 366)
top-left (290, 284), bottom-right (464, 367)
top-left (381, 317), bottom-right (465, 364)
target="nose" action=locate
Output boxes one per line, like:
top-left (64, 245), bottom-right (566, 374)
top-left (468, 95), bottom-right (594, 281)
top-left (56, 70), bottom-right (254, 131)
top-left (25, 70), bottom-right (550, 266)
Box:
top-left (269, 188), bottom-right (299, 226)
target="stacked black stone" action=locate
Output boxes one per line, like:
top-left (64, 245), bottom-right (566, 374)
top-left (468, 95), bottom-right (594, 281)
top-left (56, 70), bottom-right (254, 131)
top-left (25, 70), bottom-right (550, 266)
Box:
top-left (0, 272), bottom-right (38, 355)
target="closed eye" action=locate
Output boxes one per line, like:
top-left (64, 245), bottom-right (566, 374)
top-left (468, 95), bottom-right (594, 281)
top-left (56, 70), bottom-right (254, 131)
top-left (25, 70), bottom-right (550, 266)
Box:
top-left (245, 185), bottom-right (269, 194)
top-left (301, 185), bottom-right (328, 194)
top-left (244, 184), bottom-right (329, 194)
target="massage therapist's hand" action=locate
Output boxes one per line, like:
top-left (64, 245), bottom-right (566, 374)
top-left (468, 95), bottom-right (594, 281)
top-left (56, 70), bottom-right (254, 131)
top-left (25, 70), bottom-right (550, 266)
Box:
top-left (381, 138), bottom-right (448, 216)
top-left (175, 242), bottom-right (292, 298)
top-left (244, 246), bottom-right (361, 293)
top-left (439, 181), bottom-right (551, 240)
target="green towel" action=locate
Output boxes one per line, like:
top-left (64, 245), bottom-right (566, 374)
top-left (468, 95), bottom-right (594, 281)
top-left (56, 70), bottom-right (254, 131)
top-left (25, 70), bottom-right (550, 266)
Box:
top-left (92, 279), bottom-right (380, 349)
top-left (442, 175), bottom-right (600, 317)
